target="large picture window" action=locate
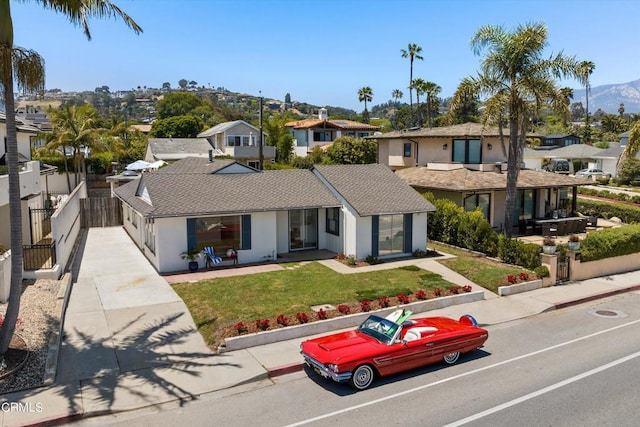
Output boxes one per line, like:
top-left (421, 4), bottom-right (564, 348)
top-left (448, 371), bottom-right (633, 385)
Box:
top-left (313, 131), bottom-right (332, 142)
top-left (195, 216), bottom-right (242, 250)
top-left (452, 139), bottom-right (481, 164)
top-left (378, 214), bottom-right (404, 255)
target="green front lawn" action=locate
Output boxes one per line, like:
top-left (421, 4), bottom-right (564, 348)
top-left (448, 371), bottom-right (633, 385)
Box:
top-left (172, 262), bottom-right (455, 348)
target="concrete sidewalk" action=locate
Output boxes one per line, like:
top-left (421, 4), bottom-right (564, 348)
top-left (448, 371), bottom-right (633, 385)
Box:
top-left (1, 227), bottom-right (639, 426)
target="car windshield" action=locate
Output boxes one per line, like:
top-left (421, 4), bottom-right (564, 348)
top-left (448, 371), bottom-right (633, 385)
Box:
top-left (357, 315), bottom-right (401, 345)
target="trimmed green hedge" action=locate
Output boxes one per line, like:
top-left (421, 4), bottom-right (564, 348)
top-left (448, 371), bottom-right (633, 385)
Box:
top-left (578, 187), bottom-right (640, 205)
top-left (581, 224), bottom-right (640, 262)
top-left (577, 199), bottom-right (640, 224)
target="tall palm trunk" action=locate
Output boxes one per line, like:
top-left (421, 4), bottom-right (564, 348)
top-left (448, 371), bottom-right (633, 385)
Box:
top-left (409, 59), bottom-right (414, 127)
top-left (503, 108), bottom-right (521, 238)
top-left (0, 0), bottom-right (24, 353)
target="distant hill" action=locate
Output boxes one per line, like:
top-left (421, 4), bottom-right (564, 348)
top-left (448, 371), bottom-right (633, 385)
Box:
top-left (573, 79), bottom-right (640, 113)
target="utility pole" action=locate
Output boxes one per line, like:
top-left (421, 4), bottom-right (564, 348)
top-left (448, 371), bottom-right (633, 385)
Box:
top-left (259, 92), bottom-right (264, 170)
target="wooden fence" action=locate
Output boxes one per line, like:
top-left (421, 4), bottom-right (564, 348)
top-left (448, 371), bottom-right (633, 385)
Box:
top-left (80, 197), bottom-right (123, 228)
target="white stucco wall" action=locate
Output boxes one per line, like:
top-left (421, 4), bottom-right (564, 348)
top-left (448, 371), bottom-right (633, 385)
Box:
top-left (412, 212), bottom-right (428, 252)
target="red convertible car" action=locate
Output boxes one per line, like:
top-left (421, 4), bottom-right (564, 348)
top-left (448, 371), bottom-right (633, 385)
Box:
top-left (300, 309), bottom-right (488, 390)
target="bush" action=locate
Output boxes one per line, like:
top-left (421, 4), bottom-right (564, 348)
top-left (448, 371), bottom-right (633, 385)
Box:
top-left (457, 209), bottom-right (499, 257)
top-left (498, 236), bottom-right (541, 270)
top-left (534, 265), bottom-right (550, 278)
top-left (577, 199), bottom-right (640, 224)
top-left (581, 224), bottom-right (640, 262)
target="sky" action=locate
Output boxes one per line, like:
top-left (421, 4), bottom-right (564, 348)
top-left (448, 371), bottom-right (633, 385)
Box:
top-left (9, 0), bottom-right (640, 112)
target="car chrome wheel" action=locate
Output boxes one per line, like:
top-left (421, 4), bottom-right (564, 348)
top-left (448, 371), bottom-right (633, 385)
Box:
top-left (443, 352), bottom-right (460, 365)
top-left (350, 365), bottom-right (374, 390)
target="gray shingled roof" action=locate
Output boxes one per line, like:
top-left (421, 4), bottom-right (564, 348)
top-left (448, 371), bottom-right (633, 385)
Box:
top-left (369, 122), bottom-right (543, 140)
top-left (115, 168), bottom-right (341, 218)
top-left (147, 138), bottom-right (213, 156)
top-left (313, 164), bottom-right (435, 216)
top-left (395, 167), bottom-right (587, 191)
top-left (155, 157), bottom-right (239, 174)
top-left (197, 120), bottom-right (258, 137)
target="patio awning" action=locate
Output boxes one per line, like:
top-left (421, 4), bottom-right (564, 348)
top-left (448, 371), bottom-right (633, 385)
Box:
top-left (125, 160), bottom-right (152, 171)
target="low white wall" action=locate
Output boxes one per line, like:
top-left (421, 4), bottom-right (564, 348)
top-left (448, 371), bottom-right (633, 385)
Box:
top-left (223, 290), bottom-right (484, 351)
top-left (498, 279), bottom-right (543, 296)
top-left (0, 250), bottom-right (11, 302)
top-left (570, 252), bottom-right (640, 281)
top-left (48, 182), bottom-right (86, 279)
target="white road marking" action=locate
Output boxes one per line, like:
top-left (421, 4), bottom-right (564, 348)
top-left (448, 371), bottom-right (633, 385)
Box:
top-left (285, 318), bottom-right (640, 427)
top-left (444, 350), bottom-right (640, 427)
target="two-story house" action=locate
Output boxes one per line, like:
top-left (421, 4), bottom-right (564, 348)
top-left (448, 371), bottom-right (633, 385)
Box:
top-left (373, 122), bottom-right (586, 233)
top-left (541, 133), bottom-right (581, 148)
top-left (285, 109), bottom-right (380, 157)
top-left (145, 120), bottom-right (275, 169)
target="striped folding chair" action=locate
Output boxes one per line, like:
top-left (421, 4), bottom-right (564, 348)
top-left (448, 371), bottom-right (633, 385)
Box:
top-left (203, 246), bottom-right (222, 268)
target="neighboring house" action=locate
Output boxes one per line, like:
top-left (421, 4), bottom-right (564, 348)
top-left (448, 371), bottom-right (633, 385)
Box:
top-left (114, 157), bottom-right (434, 273)
top-left (523, 144), bottom-right (602, 172)
top-left (144, 137), bottom-right (214, 163)
top-left (619, 130), bottom-right (629, 147)
top-left (197, 120), bottom-right (274, 169)
top-left (541, 133), bottom-right (581, 147)
top-left (285, 108), bottom-right (380, 157)
top-left (372, 122), bottom-right (585, 232)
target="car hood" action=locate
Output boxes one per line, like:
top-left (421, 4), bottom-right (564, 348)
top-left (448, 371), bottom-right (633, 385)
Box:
top-left (302, 330), bottom-right (380, 363)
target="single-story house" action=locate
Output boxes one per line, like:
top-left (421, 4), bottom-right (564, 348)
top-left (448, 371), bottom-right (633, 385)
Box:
top-left (114, 157), bottom-right (435, 273)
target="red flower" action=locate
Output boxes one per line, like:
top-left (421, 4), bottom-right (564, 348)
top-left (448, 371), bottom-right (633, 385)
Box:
top-left (434, 288), bottom-right (443, 297)
top-left (462, 285), bottom-right (472, 293)
top-left (415, 290), bottom-right (427, 300)
top-left (234, 322), bottom-right (248, 334)
top-left (360, 300), bottom-right (371, 312)
top-left (337, 304), bottom-right (351, 315)
top-left (519, 272), bottom-right (530, 281)
top-left (449, 285), bottom-right (461, 294)
top-left (276, 314), bottom-right (289, 326)
top-left (397, 293), bottom-right (410, 304)
top-left (507, 274), bottom-right (518, 284)
top-left (255, 319), bottom-right (270, 331)
top-left (317, 308), bottom-right (328, 320)
top-left (296, 312), bottom-right (309, 324)
top-left (377, 297), bottom-right (390, 308)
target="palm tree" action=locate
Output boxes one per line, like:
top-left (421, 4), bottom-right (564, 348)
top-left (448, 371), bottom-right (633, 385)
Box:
top-left (0, 0), bottom-right (141, 356)
top-left (423, 81), bottom-right (442, 128)
top-left (401, 43), bottom-right (423, 127)
top-left (451, 23), bottom-right (584, 237)
top-left (578, 60), bottom-right (595, 143)
top-left (558, 87), bottom-right (574, 126)
top-left (391, 89), bottom-right (403, 105)
top-left (410, 78), bottom-right (426, 127)
top-left (358, 86), bottom-right (373, 123)
top-left (46, 104), bottom-right (106, 190)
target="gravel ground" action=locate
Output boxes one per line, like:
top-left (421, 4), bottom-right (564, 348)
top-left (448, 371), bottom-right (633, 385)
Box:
top-left (0, 278), bottom-right (61, 394)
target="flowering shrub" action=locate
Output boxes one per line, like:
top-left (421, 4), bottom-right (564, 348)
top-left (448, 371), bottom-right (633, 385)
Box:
top-left (296, 312), bottom-right (309, 324)
top-left (276, 314), bottom-right (289, 326)
top-left (507, 274), bottom-right (518, 284)
top-left (360, 300), bottom-right (371, 312)
top-left (397, 293), bottom-right (410, 304)
top-left (462, 285), bottom-right (472, 293)
top-left (317, 308), bottom-right (328, 320)
top-left (519, 272), bottom-right (530, 281)
top-left (415, 289), bottom-right (427, 300)
top-left (377, 297), bottom-right (390, 308)
top-left (434, 288), bottom-right (443, 297)
top-left (255, 319), bottom-right (270, 331)
top-left (235, 322), bottom-right (248, 334)
top-left (449, 285), bottom-right (461, 294)
top-left (337, 304), bottom-right (351, 315)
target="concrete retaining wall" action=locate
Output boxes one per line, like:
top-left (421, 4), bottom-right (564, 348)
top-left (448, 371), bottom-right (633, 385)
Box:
top-left (222, 290), bottom-right (484, 352)
top-left (498, 279), bottom-right (543, 296)
top-left (570, 252), bottom-right (640, 281)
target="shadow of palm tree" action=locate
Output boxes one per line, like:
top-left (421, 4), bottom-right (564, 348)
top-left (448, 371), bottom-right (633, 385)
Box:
top-left (52, 310), bottom-right (242, 414)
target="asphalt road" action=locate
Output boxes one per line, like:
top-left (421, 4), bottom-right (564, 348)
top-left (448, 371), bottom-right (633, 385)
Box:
top-left (77, 292), bottom-right (640, 427)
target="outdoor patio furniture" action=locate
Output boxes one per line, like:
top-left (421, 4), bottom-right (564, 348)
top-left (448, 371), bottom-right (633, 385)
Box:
top-left (203, 246), bottom-right (222, 268)
top-left (586, 215), bottom-right (598, 229)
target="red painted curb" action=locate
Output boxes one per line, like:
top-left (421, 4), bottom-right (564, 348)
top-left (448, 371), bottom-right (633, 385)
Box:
top-left (268, 362), bottom-right (304, 378)
top-left (554, 284), bottom-right (640, 310)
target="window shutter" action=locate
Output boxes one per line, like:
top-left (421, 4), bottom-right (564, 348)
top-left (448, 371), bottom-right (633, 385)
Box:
top-left (186, 218), bottom-right (197, 251)
top-left (371, 215), bottom-right (379, 257)
top-left (404, 213), bottom-right (413, 253)
top-left (242, 215), bottom-right (252, 250)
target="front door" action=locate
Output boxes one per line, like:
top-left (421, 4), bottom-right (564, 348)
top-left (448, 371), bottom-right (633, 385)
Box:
top-left (289, 209), bottom-right (318, 251)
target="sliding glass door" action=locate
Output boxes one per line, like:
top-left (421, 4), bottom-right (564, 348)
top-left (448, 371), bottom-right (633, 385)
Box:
top-left (289, 209), bottom-right (318, 250)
